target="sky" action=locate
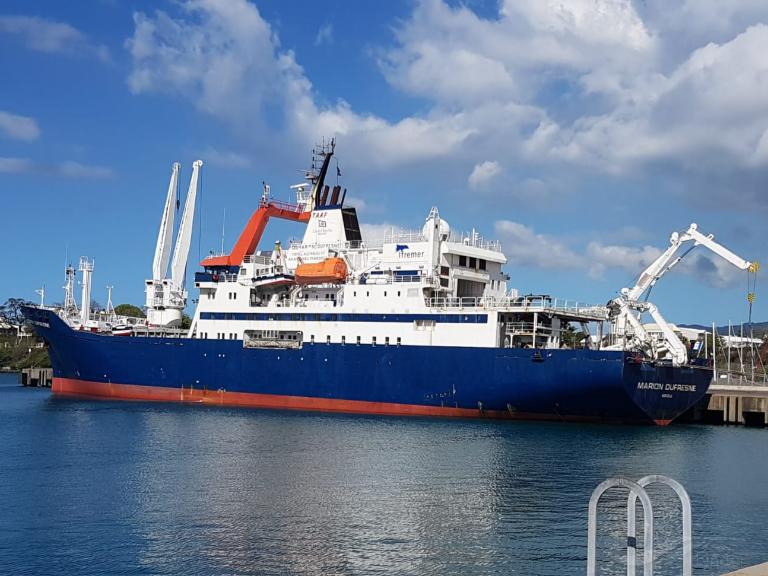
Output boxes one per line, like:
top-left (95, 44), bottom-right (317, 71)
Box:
top-left (0, 0), bottom-right (766, 326)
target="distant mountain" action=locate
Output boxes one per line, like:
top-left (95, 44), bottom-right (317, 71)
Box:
top-left (679, 321), bottom-right (768, 338)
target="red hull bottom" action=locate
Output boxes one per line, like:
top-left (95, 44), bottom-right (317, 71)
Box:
top-left (51, 377), bottom-right (645, 424)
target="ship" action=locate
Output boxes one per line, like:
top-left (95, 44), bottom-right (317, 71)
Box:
top-left (23, 140), bottom-right (756, 425)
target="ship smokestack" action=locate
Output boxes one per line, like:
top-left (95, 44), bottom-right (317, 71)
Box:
top-left (331, 185), bottom-right (341, 205)
top-left (321, 185), bottom-right (330, 206)
top-left (340, 188), bottom-right (347, 206)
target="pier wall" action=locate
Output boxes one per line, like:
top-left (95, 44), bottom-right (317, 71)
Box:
top-left (701, 386), bottom-right (768, 426)
top-left (21, 367), bottom-right (52, 388)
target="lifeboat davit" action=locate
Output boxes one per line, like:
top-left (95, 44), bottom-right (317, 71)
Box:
top-left (295, 258), bottom-right (348, 285)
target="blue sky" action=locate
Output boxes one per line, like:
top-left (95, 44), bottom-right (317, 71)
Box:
top-left (1, 0), bottom-right (766, 326)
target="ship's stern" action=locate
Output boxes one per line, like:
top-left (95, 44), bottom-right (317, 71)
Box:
top-left (622, 355), bottom-right (712, 425)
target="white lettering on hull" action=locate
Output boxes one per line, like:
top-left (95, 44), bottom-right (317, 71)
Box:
top-left (636, 381), bottom-right (697, 393)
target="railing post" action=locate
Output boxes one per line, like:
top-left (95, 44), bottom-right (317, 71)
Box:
top-left (588, 478), bottom-right (654, 576)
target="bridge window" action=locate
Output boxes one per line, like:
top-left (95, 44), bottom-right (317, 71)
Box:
top-left (458, 255), bottom-right (467, 267)
top-left (479, 259), bottom-right (486, 270)
top-left (469, 257), bottom-right (476, 268)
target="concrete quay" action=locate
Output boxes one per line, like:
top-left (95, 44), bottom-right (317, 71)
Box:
top-left (722, 562), bottom-right (768, 575)
top-left (21, 367), bottom-right (52, 387)
top-left (701, 374), bottom-right (768, 425)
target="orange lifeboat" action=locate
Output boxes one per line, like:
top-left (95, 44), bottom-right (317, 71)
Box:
top-left (294, 258), bottom-right (348, 285)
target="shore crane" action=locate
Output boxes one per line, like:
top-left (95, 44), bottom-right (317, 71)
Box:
top-left (608, 223), bottom-right (754, 366)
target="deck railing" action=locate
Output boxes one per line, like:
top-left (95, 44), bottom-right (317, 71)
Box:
top-left (425, 295), bottom-right (608, 317)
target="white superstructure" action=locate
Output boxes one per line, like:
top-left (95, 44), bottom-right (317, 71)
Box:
top-left (188, 141), bottom-right (606, 352)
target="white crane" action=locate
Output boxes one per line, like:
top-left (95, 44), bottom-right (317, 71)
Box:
top-left (145, 160), bottom-right (202, 327)
top-left (609, 223), bottom-right (753, 366)
top-left (152, 162), bottom-right (179, 281)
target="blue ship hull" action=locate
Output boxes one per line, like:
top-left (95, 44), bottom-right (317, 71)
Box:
top-left (24, 307), bottom-right (711, 425)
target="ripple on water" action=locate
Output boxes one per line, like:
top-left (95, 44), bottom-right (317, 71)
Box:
top-left (0, 374), bottom-right (766, 575)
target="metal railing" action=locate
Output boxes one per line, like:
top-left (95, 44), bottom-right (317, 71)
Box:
top-left (242, 254), bottom-right (271, 265)
top-left (505, 322), bottom-right (554, 335)
top-left (587, 475), bottom-right (692, 576)
top-left (711, 372), bottom-right (768, 387)
top-left (425, 295), bottom-right (608, 317)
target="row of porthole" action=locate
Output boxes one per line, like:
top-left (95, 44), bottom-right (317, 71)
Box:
top-left (309, 335), bottom-right (402, 346)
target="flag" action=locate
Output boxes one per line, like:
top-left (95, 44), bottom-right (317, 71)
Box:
top-left (337, 165), bottom-right (341, 177)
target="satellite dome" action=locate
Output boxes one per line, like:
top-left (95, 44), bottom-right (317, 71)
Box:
top-left (422, 218), bottom-right (451, 240)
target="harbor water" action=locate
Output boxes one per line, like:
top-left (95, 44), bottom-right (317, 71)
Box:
top-left (1, 371), bottom-right (766, 575)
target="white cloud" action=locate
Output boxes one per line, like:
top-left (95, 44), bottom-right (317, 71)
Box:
top-left (378, 0), bottom-right (768, 206)
top-left (360, 222), bottom-right (401, 243)
top-left (0, 111), bottom-right (40, 141)
top-left (0, 157), bottom-right (112, 178)
top-left (468, 160), bottom-right (501, 190)
top-left (0, 157), bottom-right (34, 173)
top-left (494, 220), bottom-right (748, 289)
top-left (314, 23), bottom-right (333, 46)
top-left (0, 15), bottom-right (110, 61)
top-left (585, 241), bottom-right (662, 279)
top-left (57, 161), bottom-right (112, 179)
top-left (494, 220), bottom-right (585, 269)
top-left (126, 0), bottom-right (473, 169)
top-left (198, 146), bottom-right (251, 169)
top-left (124, 0), bottom-right (768, 209)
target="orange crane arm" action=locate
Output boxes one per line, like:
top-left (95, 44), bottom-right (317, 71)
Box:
top-left (200, 200), bottom-right (311, 268)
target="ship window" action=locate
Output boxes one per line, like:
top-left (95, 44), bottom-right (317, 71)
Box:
top-left (459, 255), bottom-right (466, 267)
top-left (341, 336), bottom-right (346, 345)
top-left (397, 291), bottom-right (401, 297)
top-left (479, 259), bottom-right (486, 270)
top-left (366, 291), bottom-right (370, 297)
top-left (353, 291), bottom-right (357, 297)
top-left (310, 335), bottom-right (315, 343)
top-left (440, 266), bottom-right (449, 275)
top-left (469, 257), bottom-right (476, 268)
top-left (372, 336), bottom-right (376, 346)
top-left (233, 292), bottom-right (237, 300)
top-left (384, 291), bottom-right (387, 297)
top-left (357, 336), bottom-right (361, 345)
top-left (397, 337), bottom-right (401, 345)
top-left (385, 337), bottom-right (390, 346)
top-left (440, 278), bottom-right (449, 287)
top-left (326, 335), bottom-right (331, 344)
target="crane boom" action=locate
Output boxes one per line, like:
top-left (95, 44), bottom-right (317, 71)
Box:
top-left (624, 223), bottom-right (752, 301)
top-left (611, 222), bottom-right (753, 366)
top-left (152, 162), bottom-right (180, 280)
top-left (170, 160), bottom-right (202, 289)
